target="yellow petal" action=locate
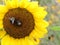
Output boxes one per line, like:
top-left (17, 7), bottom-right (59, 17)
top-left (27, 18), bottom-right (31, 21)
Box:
top-left (17, 38), bottom-right (28, 45)
top-left (10, 37), bottom-right (17, 45)
top-left (35, 27), bottom-right (48, 35)
top-left (1, 35), bottom-right (11, 45)
top-left (30, 27), bottom-right (47, 38)
top-left (37, 28), bottom-right (48, 38)
top-left (4, 0), bottom-right (19, 9)
top-left (30, 29), bottom-right (43, 38)
top-left (18, 1), bottom-right (30, 8)
top-left (17, 39), bottom-right (22, 45)
top-left (0, 30), bottom-right (6, 39)
top-left (33, 8), bottom-right (47, 19)
top-left (0, 5), bottom-right (8, 14)
top-left (1, 35), bottom-right (27, 45)
top-left (26, 1), bottom-right (38, 13)
top-left (35, 20), bottom-right (49, 28)
top-left (0, 20), bottom-right (3, 28)
top-left (25, 37), bottom-right (38, 45)
top-left (0, 14), bottom-right (5, 20)
top-left (29, 36), bottom-right (40, 44)
top-left (31, 38), bottom-right (40, 44)
top-left (0, 25), bottom-right (3, 29)
top-left (1, 35), bottom-right (18, 45)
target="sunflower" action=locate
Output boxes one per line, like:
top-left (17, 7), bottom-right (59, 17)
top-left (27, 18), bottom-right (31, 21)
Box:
top-left (0, 0), bottom-right (48, 45)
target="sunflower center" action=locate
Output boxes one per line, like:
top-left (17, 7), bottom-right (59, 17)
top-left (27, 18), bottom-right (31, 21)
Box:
top-left (3, 8), bottom-right (35, 39)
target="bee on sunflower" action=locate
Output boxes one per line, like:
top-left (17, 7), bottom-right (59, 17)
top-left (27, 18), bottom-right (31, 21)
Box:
top-left (0, 0), bottom-right (49, 45)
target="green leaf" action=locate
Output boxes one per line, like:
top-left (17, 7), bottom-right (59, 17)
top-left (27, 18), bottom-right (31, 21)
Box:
top-left (49, 26), bottom-right (60, 31)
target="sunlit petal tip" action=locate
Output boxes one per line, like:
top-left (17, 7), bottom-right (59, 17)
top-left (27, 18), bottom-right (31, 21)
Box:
top-left (0, 30), bottom-right (6, 39)
top-left (0, 5), bottom-right (8, 14)
top-left (4, 0), bottom-right (19, 9)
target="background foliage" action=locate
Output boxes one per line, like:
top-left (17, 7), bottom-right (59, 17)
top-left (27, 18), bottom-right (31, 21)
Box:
top-left (38, 0), bottom-right (60, 45)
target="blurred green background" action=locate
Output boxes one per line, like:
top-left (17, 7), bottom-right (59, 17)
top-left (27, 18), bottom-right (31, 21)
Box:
top-left (38, 0), bottom-right (60, 45)
top-left (0, 0), bottom-right (60, 45)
